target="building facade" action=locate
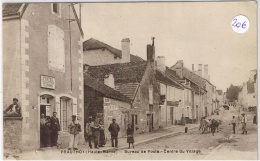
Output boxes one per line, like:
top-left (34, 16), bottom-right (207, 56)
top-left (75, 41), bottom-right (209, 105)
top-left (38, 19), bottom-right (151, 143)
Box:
top-left (3, 3), bottom-right (84, 151)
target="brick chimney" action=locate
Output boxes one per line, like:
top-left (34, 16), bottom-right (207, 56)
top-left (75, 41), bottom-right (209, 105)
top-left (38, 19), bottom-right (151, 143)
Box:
top-left (121, 38), bottom-right (130, 63)
top-left (104, 73), bottom-right (115, 89)
top-left (204, 65), bottom-right (208, 79)
top-left (147, 37), bottom-right (156, 72)
top-left (147, 45), bottom-right (154, 62)
top-left (198, 64), bottom-right (202, 77)
top-left (192, 64), bottom-right (194, 71)
top-left (156, 56), bottom-right (166, 72)
top-left (176, 60), bottom-right (184, 79)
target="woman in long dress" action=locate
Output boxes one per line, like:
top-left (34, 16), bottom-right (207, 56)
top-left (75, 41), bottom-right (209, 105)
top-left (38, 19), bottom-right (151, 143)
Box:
top-left (99, 120), bottom-right (106, 147)
top-left (127, 124), bottom-right (134, 149)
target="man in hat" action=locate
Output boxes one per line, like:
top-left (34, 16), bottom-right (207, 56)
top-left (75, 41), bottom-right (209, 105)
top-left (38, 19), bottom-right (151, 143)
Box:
top-left (108, 118), bottom-right (120, 148)
top-left (68, 115), bottom-right (82, 150)
top-left (3, 98), bottom-right (21, 117)
top-left (50, 112), bottom-right (60, 147)
top-left (85, 116), bottom-right (94, 149)
top-left (241, 113), bottom-right (247, 134)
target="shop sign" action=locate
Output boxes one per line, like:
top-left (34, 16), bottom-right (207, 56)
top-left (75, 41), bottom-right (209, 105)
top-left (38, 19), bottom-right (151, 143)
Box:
top-left (41, 75), bottom-right (55, 89)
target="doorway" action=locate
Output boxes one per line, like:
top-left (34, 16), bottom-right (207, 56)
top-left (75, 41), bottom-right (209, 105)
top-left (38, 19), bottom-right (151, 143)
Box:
top-left (170, 107), bottom-right (174, 125)
top-left (40, 95), bottom-right (54, 148)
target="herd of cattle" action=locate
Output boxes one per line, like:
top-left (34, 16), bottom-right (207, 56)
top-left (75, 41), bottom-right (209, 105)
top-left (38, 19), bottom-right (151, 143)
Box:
top-left (199, 117), bottom-right (222, 136)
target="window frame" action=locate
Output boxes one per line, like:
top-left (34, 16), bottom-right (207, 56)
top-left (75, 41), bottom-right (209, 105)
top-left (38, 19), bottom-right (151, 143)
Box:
top-left (51, 3), bottom-right (61, 18)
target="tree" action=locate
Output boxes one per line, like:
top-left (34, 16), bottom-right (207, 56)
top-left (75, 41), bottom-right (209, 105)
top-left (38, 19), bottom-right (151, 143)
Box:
top-left (226, 84), bottom-right (241, 102)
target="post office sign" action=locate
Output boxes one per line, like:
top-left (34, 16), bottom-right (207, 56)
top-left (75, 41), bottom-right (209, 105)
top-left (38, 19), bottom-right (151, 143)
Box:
top-left (41, 75), bottom-right (55, 89)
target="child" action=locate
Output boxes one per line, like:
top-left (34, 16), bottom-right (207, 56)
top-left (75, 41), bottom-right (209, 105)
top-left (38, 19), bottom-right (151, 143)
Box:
top-left (127, 124), bottom-right (134, 149)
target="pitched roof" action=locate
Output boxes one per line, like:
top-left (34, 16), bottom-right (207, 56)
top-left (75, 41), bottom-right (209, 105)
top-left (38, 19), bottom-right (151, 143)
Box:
top-left (84, 74), bottom-right (131, 103)
top-left (85, 61), bottom-right (148, 84)
top-left (83, 38), bottom-right (144, 62)
top-left (247, 82), bottom-right (255, 94)
top-left (166, 68), bottom-right (207, 93)
top-left (216, 90), bottom-right (223, 95)
top-left (2, 3), bottom-right (23, 17)
top-left (115, 83), bottom-right (139, 100)
top-left (156, 69), bottom-right (184, 90)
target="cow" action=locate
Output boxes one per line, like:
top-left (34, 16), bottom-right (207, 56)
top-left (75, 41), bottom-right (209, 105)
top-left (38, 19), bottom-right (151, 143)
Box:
top-left (210, 119), bottom-right (221, 136)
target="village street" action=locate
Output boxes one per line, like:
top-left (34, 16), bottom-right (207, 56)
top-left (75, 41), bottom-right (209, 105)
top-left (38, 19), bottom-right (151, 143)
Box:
top-left (6, 105), bottom-right (257, 160)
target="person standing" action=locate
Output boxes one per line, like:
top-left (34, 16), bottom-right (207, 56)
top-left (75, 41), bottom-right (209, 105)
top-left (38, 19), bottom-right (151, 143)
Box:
top-left (85, 117), bottom-right (94, 149)
top-left (93, 121), bottom-right (100, 149)
top-left (3, 98), bottom-right (21, 117)
top-left (45, 116), bottom-right (52, 147)
top-left (108, 118), bottom-right (120, 148)
top-left (241, 113), bottom-right (247, 134)
top-left (40, 114), bottom-right (46, 148)
top-left (126, 124), bottom-right (134, 149)
top-left (230, 116), bottom-right (236, 134)
top-left (68, 115), bottom-right (82, 150)
top-left (50, 112), bottom-right (60, 147)
top-left (99, 120), bottom-right (106, 147)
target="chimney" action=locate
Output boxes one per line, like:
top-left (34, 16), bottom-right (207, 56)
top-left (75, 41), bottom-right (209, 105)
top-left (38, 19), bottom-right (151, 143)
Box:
top-left (156, 56), bottom-right (166, 72)
top-left (121, 38), bottom-right (130, 63)
top-left (104, 73), bottom-right (115, 89)
top-left (204, 65), bottom-right (208, 80)
top-left (147, 45), bottom-right (154, 62)
top-left (192, 64), bottom-right (194, 71)
top-left (176, 60), bottom-right (184, 79)
top-left (198, 64), bottom-right (202, 77)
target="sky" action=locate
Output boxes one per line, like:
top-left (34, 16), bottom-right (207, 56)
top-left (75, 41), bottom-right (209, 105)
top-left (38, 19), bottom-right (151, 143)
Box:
top-left (80, 2), bottom-right (257, 92)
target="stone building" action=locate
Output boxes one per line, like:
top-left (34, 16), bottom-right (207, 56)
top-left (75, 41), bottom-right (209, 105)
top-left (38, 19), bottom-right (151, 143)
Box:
top-left (84, 74), bottom-right (131, 139)
top-left (170, 61), bottom-right (213, 121)
top-left (238, 70), bottom-right (257, 110)
top-left (85, 51), bottom-right (160, 134)
top-left (83, 38), bottom-right (143, 66)
top-left (155, 56), bottom-right (185, 127)
top-left (216, 90), bottom-right (224, 108)
top-left (3, 3), bottom-right (84, 151)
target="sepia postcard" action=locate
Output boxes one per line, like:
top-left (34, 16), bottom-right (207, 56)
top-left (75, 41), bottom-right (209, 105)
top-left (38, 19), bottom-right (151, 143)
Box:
top-left (2, 1), bottom-right (258, 160)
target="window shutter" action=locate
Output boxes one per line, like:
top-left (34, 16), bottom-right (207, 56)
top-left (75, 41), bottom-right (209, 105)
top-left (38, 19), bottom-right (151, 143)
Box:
top-left (72, 98), bottom-right (77, 116)
top-left (56, 28), bottom-right (65, 71)
top-left (48, 26), bottom-right (57, 69)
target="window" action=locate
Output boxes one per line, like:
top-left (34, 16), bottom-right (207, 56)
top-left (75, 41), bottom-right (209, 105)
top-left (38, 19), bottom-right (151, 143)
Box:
top-left (135, 115), bottom-right (138, 125)
top-left (60, 99), bottom-right (68, 131)
top-left (48, 25), bottom-right (65, 72)
top-left (51, 3), bottom-right (61, 17)
top-left (149, 85), bottom-right (153, 105)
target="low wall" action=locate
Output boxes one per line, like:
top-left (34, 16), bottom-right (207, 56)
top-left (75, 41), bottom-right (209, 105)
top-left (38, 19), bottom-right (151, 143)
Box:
top-left (3, 117), bottom-right (23, 153)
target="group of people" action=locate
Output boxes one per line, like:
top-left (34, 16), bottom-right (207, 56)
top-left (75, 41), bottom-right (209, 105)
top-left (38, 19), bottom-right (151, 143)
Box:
top-left (230, 113), bottom-right (248, 134)
top-left (85, 117), bottom-right (106, 149)
top-left (85, 118), bottom-right (135, 149)
top-left (40, 112), bottom-right (61, 148)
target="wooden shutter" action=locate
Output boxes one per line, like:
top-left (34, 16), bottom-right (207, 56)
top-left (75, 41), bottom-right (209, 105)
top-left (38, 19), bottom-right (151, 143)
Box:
top-left (48, 26), bottom-right (57, 69)
top-left (56, 28), bottom-right (65, 71)
top-left (72, 98), bottom-right (77, 116)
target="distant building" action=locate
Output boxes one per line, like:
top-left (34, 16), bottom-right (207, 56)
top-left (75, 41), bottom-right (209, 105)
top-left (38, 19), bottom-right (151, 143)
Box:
top-left (83, 38), bottom-right (144, 66)
top-left (216, 90), bottom-right (224, 108)
top-left (238, 70), bottom-right (257, 110)
top-left (155, 56), bottom-right (185, 127)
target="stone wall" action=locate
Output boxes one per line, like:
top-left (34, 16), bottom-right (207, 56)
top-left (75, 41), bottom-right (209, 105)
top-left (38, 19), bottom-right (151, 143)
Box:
top-left (3, 117), bottom-right (23, 153)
